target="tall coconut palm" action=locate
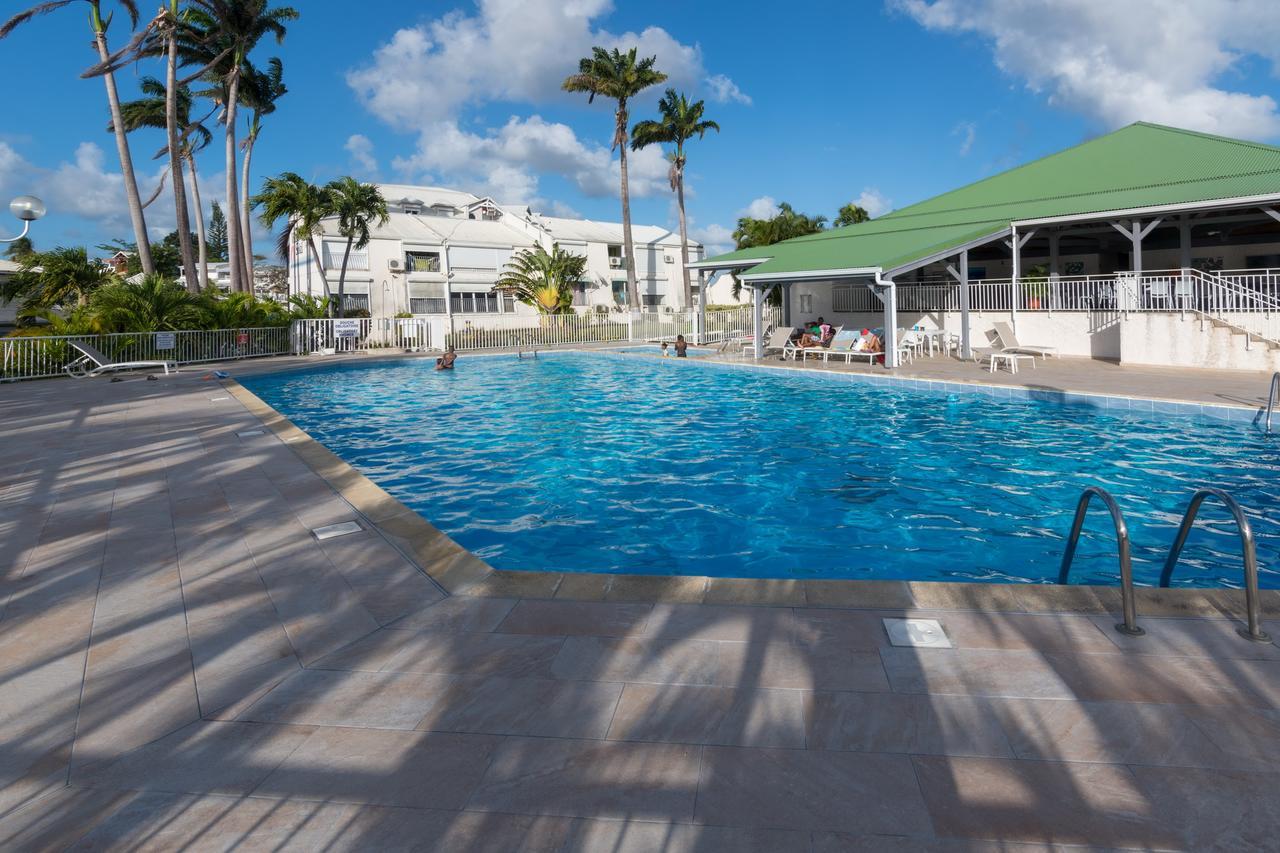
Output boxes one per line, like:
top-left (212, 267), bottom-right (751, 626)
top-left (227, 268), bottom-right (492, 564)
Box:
top-left (630, 89), bottom-right (719, 310)
top-left (252, 172), bottom-right (333, 305)
top-left (237, 56), bottom-right (286, 287)
top-left (495, 244), bottom-right (588, 316)
top-left (1, 1), bottom-right (155, 273)
top-left (563, 47), bottom-right (666, 311)
top-left (324, 177), bottom-right (387, 318)
top-left (116, 76), bottom-right (215, 290)
top-left (182, 0), bottom-right (297, 293)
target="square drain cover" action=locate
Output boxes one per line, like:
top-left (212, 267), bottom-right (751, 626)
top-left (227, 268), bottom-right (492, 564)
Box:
top-left (313, 521), bottom-right (362, 540)
top-left (236, 429), bottom-right (265, 438)
top-left (883, 618), bottom-right (952, 649)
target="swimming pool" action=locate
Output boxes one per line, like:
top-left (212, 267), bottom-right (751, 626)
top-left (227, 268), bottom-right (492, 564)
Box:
top-left (242, 353), bottom-right (1280, 588)
top-left (605, 344), bottom-right (716, 357)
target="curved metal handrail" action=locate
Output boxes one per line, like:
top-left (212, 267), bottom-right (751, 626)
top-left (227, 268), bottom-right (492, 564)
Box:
top-left (1058, 486), bottom-right (1144, 636)
top-left (1265, 372), bottom-right (1280, 435)
top-left (1159, 488), bottom-right (1272, 643)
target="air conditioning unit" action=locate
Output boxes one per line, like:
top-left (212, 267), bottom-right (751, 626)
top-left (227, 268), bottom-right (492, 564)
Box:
top-left (388, 258), bottom-right (402, 272)
top-left (608, 257), bottom-right (623, 268)
top-left (664, 255), bottom-right (675, 264)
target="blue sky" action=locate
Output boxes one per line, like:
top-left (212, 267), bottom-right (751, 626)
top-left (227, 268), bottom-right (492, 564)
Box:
top-left (2, 0), bottom-right (1279, 258)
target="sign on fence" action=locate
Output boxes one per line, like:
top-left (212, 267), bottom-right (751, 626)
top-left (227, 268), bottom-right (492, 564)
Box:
top-left (236, 331), bottom-right (250, 345)
top-left (155, 332), bottom-right (176, 350)
top-left (332, 319), bottom-right (359, 338)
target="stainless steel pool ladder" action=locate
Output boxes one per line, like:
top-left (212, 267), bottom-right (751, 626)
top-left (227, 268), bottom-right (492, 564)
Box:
top-left (1158, 488), bottom-right (1272, 643)
top-left (1262, 372), bottom-right (1280, 435)
top-left (1058, 486), bottom-right (1145, 636)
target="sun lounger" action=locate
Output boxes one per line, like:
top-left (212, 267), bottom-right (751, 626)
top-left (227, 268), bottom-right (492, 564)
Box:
top-left (991, 322), bottom-right (1057, 359)
top-left (749, 327), bottom-right (796, 358)
top-left (65, 341), bottom-right (177, 378)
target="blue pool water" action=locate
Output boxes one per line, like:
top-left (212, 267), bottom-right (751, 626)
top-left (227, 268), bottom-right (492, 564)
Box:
top-left (242, 353), bottom-right (1280, 587)
top-left (606, 344), bottom-right (715, 357)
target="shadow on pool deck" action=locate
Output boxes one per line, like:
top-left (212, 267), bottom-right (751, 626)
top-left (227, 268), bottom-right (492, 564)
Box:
top-left (0, 370), bottom-right (1279, 850)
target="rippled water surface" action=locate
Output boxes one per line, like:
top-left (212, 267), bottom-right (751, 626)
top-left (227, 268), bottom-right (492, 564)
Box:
top-left (242, 354), bottom-right (1280, 587)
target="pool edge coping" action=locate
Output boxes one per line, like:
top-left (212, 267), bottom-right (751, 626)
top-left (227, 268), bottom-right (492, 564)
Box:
top-left (223, 376), bottom-right (1280, 621)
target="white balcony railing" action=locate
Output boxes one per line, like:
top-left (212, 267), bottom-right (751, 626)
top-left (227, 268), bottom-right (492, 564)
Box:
top-left (321, 250), bottom-right (370, 271)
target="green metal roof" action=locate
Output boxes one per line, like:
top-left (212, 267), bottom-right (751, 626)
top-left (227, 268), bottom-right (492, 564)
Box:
top-left (707, 123), bottom-right (1280, 280)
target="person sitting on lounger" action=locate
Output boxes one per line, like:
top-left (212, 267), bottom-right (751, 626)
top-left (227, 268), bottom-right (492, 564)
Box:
top-left (435, 346), bottom-right (457, 370)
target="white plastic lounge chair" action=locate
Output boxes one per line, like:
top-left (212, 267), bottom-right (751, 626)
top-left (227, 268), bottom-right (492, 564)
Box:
top-left (65, 341), bottom-right (177, 378)
top-left (990, 322), bottom-right (1057, 359)
top-left (750, 327), bottom-right (796, 358)
top-left (799, 326), bottom-right (845, 362)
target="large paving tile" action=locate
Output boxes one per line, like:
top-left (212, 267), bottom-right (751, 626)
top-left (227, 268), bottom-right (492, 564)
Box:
top-left (790, 608), bottom-right (893, 650)
top-left (880, 648), bottom-right (1077, 699)
top-left (73, 720), bottom-right (314, 795)
top-left (607, 683), bottom-right (809, 748)
top-left (255, 726), bottom-right (503, 810)
top-left (468, 737), bottom-right (700, 821)
top-left (238, 668), bottom-right (456, 729)
top-left (332, 806), bottom-right (575, 852)
top-left (559, 819), bottom-right (811, 852)
top-left (378, 630), bottom-right (565, 678)
top-left (1090, 614), bottom-right (1280, 660)
top-left (417, 676), bottom-right (623, 739)
top-left (989, 697), bottom-right (1237, 768)
top-left (912, 755), bottom-right (1181, 848)
top-left (718, 641), bottom-right (890, 691)
top-left (905, 610), bottom-right (1117, 653)
top-left (1129, 765), bottom-right (1280, 852)
top-left (552, 635), bottom-right (722, 685)
top-left (811, 833), bottom-right (1079, 851)
top-left (695, 745), bottom-right (931, 835)
top-left (1057, 652), bottom-right (1280, 708)
top-left (0, 786), bottom-right (136, 851)
top-left (1181, 705), bottom-right (1280, 771)
top-left (496, 600), bottom-right (652, 637)
top-left (645, 603), bottom-right (799, 643)
top-left (391, 595), bottom-right (519, 633)
top-left (809, 692), bottom-right (1012, 757)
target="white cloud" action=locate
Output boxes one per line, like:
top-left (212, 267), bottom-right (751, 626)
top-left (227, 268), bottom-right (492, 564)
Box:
top-left (892, 0), bottom-right (1280, 139)
top-left (737, 196), bottom-right (779, 220)
top-left (344, 134), bottom-right (379, 176)
top-left (854, 188), bottom-right (892, 218)
top-left (705, 74), bottom-right (752, 105)
top-left (952, 120), bottom-right (976, 156)
top-left (393, 115), bottom-right (671, 206)
top-left (347, 0), bottom-right (745, 206)
top-left (690, 221), bottom-right (734, 256)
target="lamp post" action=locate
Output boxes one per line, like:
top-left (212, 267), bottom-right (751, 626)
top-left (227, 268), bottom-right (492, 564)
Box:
top-left (1, 196), bottom-right (46, 244)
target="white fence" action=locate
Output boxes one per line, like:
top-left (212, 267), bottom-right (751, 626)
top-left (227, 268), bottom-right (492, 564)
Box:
top-left (1, 327), bottom-right (292, 381)
top-left (292, 318), bottom-right (431, 354)
top-left (442, 306), bottom-right (776, 351)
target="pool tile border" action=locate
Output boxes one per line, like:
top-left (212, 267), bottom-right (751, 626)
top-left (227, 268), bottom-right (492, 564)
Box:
top-left (567, 349), bottom-right (1263, 424)
top-left (223, 376), bottom-right (1280, 621)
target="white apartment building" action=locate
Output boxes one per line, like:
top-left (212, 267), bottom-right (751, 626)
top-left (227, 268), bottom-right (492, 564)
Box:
top-left (288, 184), bottom-right (704, 324)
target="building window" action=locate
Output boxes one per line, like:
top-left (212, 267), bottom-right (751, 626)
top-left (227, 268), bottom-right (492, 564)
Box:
top-left (797, 293), bottom-right (813, 314)
top-left (451, 292), bottom-right (501, 313)
top-left (571, 282), bottom-right (589, 306)
top-left (641, 293), bottom-right (664, 308)
top-left (409, 297), bottom-right (446, 314)
top-left (832, 286), bottom-right (855, 313)
top-left (402, 206), bottom-right (421, 215)
top-left (611, 281), bottom-right (627, 305)
top-left (341, 294), bottom-right (370, 314)
top-left (502, 293), bottom-right (515, 313)
top-left (405, 251), bottom-right (441, 273)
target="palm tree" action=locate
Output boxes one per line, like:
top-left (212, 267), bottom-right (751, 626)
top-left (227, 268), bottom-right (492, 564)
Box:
top-left (237, 56), bottom-right (286, 286)
top-left (563, 47), bottom-right (666, 311)
top-left (90, 273), bottom-right (203, 331)
top-left (116, 76), bottom-right (215, 290)
top-left (730, 203), bottom-right (826, 302)
top-left (834, 203), bottom-right (870, 227)
top-left (3, 247), bottom-right (115, 311)
top-left (1, 1), bottom-right (155, 273)
top-left (630, 89), bottom-right (719, 310)
top-left (182, 0), bottom-right (298, 293)
top-left (324, 177), bottom-right (387, 318)
top-left (253, 172), bottom-right (333, 304)
top-left (495, 244), bottom-right (589, 316)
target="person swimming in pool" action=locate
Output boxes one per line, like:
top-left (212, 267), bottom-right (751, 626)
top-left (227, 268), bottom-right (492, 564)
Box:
top-left (435, 346), bottom-right (457, 370)
top-left (674, 335), bottom-right (688, 357)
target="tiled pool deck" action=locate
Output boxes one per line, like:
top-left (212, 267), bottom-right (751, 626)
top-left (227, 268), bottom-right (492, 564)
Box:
top-left (1, 353), bottom-right (1279, 850)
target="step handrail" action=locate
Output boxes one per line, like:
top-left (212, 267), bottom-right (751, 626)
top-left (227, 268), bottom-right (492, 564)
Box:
top-left (1264, 372), bottom-right (1280, 435)
top-left (1158, 488), bottom-right (1273, 643)
top-left (1058, 486), bottom-right (1145, 636)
